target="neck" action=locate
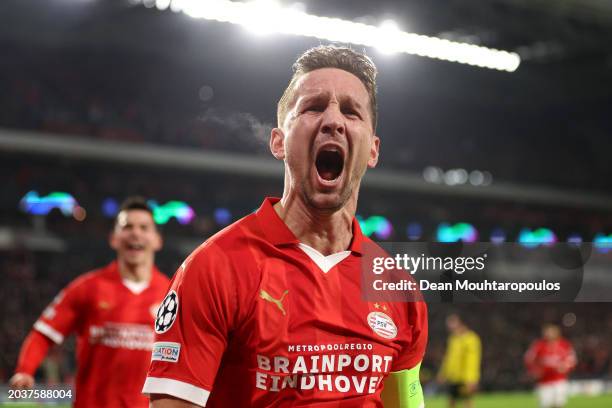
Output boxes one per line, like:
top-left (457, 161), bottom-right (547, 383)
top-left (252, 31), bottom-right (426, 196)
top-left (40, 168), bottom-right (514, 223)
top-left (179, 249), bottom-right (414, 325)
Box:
top-left (274, 190), bottom-right (359, 256)
top-left (117, 258), bottom-right (153, 283)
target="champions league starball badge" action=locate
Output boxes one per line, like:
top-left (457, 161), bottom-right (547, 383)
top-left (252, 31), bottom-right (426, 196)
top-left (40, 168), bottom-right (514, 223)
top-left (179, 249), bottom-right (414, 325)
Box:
top-left (155, 290), bottom-right (179, 334)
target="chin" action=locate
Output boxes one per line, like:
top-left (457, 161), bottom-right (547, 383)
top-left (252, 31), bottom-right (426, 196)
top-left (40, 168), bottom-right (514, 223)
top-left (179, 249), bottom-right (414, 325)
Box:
top-left (124, 257), bottom-right (145, 267)
top-left (304, 189), bottom-right (350, 212)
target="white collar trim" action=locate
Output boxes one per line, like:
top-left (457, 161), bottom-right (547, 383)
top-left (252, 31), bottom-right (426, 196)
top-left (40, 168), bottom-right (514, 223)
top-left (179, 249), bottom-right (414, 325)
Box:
top-left (122, 279), bottom-right (150, 295)
top-left (298, 243), bottom-right (351, 273)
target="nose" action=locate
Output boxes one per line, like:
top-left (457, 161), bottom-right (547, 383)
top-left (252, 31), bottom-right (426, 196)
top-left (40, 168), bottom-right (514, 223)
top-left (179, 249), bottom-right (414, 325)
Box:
top-left (320, 104), bottom-right (345, 136)
top-left (128, 227), bottom-right (142, 240)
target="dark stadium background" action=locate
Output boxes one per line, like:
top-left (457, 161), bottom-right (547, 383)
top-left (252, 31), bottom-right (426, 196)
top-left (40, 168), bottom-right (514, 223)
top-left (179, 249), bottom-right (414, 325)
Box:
top-left (1, 0), bottom-right (611, 404)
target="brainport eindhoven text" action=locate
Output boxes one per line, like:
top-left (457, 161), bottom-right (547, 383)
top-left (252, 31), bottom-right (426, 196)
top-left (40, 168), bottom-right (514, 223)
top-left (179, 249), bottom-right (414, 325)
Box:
top-left (372, 279), bottom-right (560, 292)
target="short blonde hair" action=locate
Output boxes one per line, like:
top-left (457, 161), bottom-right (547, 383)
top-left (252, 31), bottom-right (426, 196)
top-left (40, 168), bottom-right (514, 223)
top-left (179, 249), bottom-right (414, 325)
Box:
top-left (277, 45), bottom-right (378, 130)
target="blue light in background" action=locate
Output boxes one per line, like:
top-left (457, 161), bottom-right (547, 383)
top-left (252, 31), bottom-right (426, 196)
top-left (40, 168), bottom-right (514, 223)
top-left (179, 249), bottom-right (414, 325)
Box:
top-left (102, 198), bottom-right (119, 218)
top-left (406, 222), bottom-right (423, 240)
top-left (214, 208), bottom-right (232, 226)
top-left (490, 228), bottom-right (506, 245)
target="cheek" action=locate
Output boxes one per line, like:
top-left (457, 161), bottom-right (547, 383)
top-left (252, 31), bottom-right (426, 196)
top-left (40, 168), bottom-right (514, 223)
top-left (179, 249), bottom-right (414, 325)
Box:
top-left (284, 130), bottom-right (311, 163)
top-left (351, 131), bottom-right (372, 155)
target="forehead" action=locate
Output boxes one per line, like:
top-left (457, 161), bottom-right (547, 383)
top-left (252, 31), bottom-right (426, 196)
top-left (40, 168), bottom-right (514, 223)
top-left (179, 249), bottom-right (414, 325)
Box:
top-left (293, 68), bottom-right (370, 104)
top-left (116, 209), bottom-right (155, 227)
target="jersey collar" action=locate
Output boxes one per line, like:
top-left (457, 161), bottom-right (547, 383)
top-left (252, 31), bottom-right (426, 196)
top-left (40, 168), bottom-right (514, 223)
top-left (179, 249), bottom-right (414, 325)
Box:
top-left (255, 197), bottom-right (364, 255)
top-left (106, 260), bottom-right (162, 285)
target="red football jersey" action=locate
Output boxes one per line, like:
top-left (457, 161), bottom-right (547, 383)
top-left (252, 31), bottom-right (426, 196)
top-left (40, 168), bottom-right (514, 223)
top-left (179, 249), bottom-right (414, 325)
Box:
top-left (143, 198), bottom-right (428, 407)
top-left (33, 261), bottom-right (169, 407)
top-left (524, 338), bottom-right (576, 384)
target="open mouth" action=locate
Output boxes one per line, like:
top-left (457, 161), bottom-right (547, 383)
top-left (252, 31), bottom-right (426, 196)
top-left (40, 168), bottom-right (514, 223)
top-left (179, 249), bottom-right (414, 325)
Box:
top-left (315, 148), bottom-right (344, 181)
top-left (127, 243), bottom-right (145, 250)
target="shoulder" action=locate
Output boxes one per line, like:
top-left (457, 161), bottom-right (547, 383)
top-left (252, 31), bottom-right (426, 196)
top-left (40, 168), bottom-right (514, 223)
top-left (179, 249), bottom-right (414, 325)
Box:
top-left (178, 213), bottom-right (265, 284)
top-left (467, 330), bottom-right (480, 341)
top-left (54, 265), bottom-right (109, 304)
top-left (66, 265), bottom-right (110, 290)
top-left (152, 268), bottom-right (171, 284)
top-left (465, 331), bottom-right (481, 346)
top-left (191, 212), bottom-right (267, 264)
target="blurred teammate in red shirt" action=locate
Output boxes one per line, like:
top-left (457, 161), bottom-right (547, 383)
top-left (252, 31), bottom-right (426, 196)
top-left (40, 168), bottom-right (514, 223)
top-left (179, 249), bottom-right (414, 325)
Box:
top-left (524, 324), bottom-right (577, 408)
top-left (10, 197), bottom-right (169, 407)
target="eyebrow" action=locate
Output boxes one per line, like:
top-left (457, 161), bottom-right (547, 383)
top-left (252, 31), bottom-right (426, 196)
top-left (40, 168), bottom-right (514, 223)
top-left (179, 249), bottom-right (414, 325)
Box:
top-left (339, 95), bottom-right (365, 111)
top-left (297, 91), bottom-right (366, 112)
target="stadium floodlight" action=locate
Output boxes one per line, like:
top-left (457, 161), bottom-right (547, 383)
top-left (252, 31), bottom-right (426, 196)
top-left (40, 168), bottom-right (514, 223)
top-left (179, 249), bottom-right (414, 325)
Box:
top-left (133, 0), bottom-right (520, 72)
top-left (155, 0), bottom-right (171, 10)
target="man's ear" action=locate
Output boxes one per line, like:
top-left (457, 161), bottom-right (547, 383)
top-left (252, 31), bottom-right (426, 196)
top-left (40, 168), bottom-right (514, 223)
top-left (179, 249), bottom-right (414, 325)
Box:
top-left (367, 135), bottom-right (380, 168)
top-left (152, 230), bottom-right (163, 252)
top-left (270, 128), bottom-right (286, 160)
top-left (109, 230), bottom-right (119, 251)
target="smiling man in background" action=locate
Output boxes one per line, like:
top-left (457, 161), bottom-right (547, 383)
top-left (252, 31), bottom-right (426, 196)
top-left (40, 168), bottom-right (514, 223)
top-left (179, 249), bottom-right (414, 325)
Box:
top-left (145, 46), bottom-right (428, 407)
top-left (10, 196), bottom-right (169, 407)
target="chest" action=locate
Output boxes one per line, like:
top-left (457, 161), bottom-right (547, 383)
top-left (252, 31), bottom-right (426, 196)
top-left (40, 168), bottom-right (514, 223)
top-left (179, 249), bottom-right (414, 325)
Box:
top-left (234, 255), bottom-right (409, 376)
top-left (538, 343), bottom-right (566, 361)
top-left (85, 283), bottom-right (160, 326)
top-left (80, 282), bottom-right (161, 351)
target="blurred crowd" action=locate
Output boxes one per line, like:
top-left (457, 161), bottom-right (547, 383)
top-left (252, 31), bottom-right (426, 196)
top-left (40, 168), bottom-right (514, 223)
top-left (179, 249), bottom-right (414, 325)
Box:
top-left (1, 45), bottom-right (611, 194)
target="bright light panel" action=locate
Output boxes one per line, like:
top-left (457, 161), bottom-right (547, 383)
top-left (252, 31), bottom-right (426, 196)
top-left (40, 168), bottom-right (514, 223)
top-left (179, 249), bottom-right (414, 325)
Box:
top-left (139, 0), bottom-right (520, 72)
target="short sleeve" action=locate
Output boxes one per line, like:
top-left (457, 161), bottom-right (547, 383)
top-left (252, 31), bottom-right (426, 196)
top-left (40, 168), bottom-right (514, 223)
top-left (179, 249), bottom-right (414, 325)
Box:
top-left (33, 277), bottom-right (86, 344)
top-left (391, 300), bottom-right (428, 372)
top-left (463, 334), bottom-right (481, 383)
top-left (142, 244), bottom-right (237, 407)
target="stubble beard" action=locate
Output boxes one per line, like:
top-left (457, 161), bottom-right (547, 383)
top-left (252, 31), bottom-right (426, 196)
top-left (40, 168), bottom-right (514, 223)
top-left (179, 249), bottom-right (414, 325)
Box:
top-left (301, 179), bottom-right (353, 213)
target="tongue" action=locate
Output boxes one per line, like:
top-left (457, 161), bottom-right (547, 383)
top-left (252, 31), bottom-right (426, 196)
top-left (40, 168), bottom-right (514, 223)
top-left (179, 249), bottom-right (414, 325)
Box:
top-left (319, 169), bottom-right (336, 181)
top-left (316, 150), bottom-right (343, 181)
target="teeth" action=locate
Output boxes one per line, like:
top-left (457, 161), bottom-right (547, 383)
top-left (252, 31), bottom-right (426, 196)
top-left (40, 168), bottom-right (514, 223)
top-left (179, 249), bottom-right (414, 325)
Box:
top-left (320, 147), bottom-right (342, 157)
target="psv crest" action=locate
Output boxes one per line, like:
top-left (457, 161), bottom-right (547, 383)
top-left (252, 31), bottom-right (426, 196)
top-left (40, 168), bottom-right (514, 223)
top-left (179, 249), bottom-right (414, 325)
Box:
top-left (367, 311), bottom-right (398, 340)
top-left (155, 290), bottom-right (179, 334)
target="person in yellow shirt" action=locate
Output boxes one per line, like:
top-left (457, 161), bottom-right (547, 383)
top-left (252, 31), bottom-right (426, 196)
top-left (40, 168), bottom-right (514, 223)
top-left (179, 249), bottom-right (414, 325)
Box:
top-left (437, 314), bottom-right (482, 408)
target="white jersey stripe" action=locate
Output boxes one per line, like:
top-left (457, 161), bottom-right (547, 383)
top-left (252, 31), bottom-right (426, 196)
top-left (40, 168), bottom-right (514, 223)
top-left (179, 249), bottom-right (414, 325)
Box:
top-left (142, 376), bottom-right (211, 407)
top-left (33, 320), bottom-right (64, 345)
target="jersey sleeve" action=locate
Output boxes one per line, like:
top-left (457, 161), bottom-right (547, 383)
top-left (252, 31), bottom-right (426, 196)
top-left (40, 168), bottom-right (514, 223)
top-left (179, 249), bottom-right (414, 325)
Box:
top-left (142, 244), bottom-right (237, 407)
top-left (562, 340), bottom-right (577, 372)
top-left (14, 330), bottom-right (55, 375)
top-left (33, 276), bottom-right (87, 345)
top-left (391, 300), bottom-right (428, 372)
top-left (463, 333), bottom-right (481, 383)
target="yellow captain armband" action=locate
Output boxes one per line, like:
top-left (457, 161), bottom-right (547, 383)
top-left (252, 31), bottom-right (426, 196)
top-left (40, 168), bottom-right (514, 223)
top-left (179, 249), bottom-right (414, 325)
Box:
top-left (381, 362), bottom-right (424, 408)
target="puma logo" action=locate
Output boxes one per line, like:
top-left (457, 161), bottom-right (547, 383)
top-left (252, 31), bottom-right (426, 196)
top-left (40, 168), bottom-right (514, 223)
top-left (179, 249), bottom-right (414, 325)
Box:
top-left (260, 289), bottom-right (289, 316)
top-left (98, 301), bottom-right (111, 310)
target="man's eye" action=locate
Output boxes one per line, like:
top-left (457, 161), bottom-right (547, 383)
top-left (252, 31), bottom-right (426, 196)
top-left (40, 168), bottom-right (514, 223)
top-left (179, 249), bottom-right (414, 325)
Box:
top-left (343, 108), bottom-right (360, 118)
top-left (305, 105), bottom-right (324, 112)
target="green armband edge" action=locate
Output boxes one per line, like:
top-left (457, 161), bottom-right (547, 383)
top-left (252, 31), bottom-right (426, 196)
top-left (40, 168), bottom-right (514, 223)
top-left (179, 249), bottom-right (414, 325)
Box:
top-left (383, 362), bottom-right (424, 408)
